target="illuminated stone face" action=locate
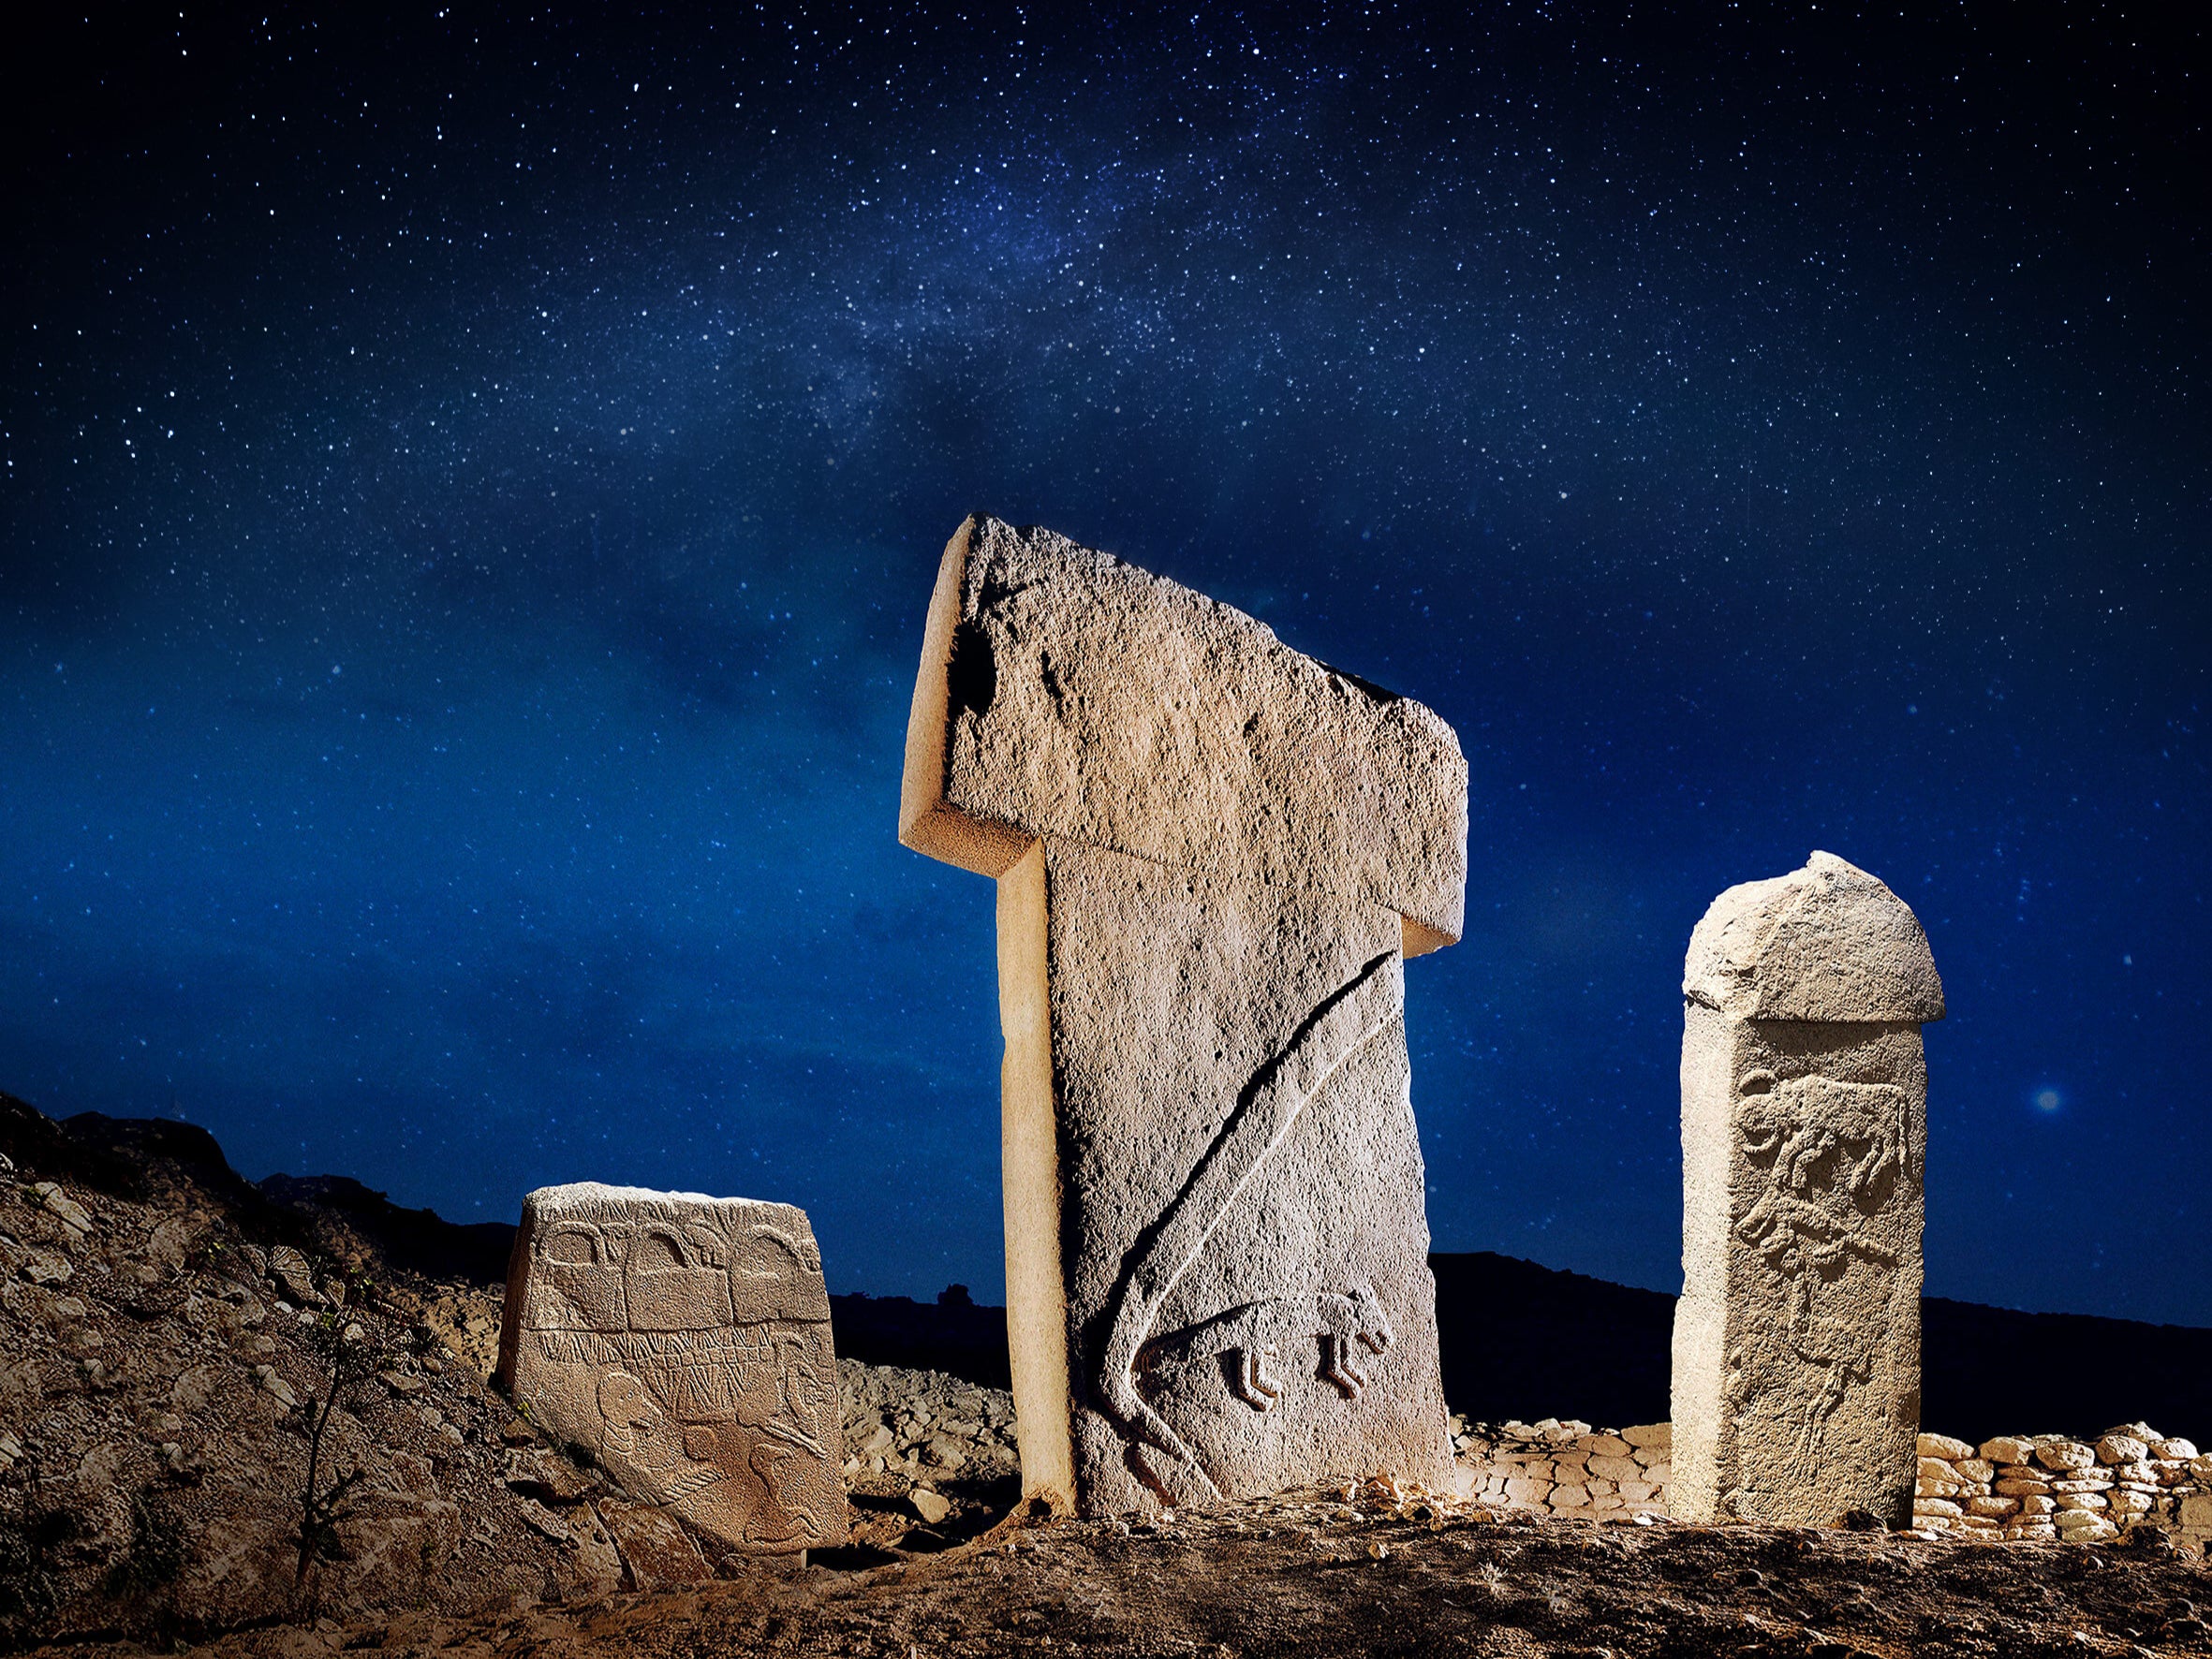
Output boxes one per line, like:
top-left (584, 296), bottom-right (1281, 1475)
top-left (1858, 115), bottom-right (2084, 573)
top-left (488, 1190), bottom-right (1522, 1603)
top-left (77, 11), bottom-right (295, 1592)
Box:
top-left (496, 1182), bottom-right (845, 1554)
top-left (1672, 852), bottom-right (1945, 1528)
top-left (899, 514), bottom-right (1467, 1516)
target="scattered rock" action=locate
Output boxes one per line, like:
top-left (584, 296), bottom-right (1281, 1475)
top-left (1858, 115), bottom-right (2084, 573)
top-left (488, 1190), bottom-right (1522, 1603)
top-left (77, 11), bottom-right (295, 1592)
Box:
top-left (598, 1496), bottom-right (714, 1591)
top-left (911, 1488), bottom-right (953, 1525)
top-left (502, 1445), bottom-right (595, 1504)
top-left (32, 1180), bottom-right (95, 1237)
top-left (268, 1243), bottom-right (326, 1306)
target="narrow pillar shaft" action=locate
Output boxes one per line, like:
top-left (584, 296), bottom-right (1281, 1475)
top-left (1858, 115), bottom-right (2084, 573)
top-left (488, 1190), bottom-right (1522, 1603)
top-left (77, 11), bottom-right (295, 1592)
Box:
top-left (1674, 1006), bottom-right (1926, 1524)
top-left (1002, 839), bottom-right (1451, 1512)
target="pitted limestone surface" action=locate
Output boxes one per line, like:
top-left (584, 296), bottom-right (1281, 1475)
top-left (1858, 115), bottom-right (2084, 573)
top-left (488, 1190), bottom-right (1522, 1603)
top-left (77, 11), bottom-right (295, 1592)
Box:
top-left (1673, 853), bottom-right (1943, 1530)
top-left (497, 1183), bottom-right (846, 1554)
top-left (899, 514), bottom-right (1469, 949)
top-left (900, 516), bottom-right (1465, 1516)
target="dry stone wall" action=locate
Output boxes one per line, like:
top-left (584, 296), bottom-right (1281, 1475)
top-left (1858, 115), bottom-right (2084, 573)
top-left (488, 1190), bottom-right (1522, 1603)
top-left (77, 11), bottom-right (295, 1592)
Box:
top-left (1910, 1427), bottom-right (2208, 1543)
top-left (1449, 1416), bottom-right (1673, 1520)
top-left (1447, 1415), bottom-right (2209, 1548)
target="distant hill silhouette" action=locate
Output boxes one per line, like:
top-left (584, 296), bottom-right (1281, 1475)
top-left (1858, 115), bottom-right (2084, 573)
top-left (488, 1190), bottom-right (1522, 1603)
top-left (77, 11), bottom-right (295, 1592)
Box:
top-left (847, 1255), bottom-right (2212, 1441)
top-left (1431, 1252), bottom-right (2212, 1438)
top-left (1429, 1252), bottom-right (1674, 1428)
top-left (830, 1254), bottom-right (2212, 1442)
top-left (831, 1285), bottom-right (1015, 1387)
top-left (5, 1094), bottom-right (2205, 1437)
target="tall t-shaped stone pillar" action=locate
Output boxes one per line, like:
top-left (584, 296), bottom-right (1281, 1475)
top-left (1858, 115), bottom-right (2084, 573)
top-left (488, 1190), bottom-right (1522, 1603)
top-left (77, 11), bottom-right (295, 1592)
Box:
top-left (1671, 851), bottom-right (1945, 1527)
top-left (901, 515), bottom-right (1468, 1516)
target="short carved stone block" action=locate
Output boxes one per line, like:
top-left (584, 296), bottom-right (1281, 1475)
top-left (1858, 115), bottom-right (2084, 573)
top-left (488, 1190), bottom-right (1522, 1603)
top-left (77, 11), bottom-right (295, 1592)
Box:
top-left (495, 1182), bottom-right (846, 1554)
top-left (1671, 852), bottom-right (1944, 1528)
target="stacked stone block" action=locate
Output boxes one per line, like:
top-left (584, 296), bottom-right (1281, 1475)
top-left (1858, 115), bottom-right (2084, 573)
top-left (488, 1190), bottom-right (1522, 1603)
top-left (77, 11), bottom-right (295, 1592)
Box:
top-left (1449, 1416), bottom-right (1672, 1520)
top-left (1910, 1427), bottom-right (2207, 1543)
top-left (1452, 1415), bottom-right (2207, 1548)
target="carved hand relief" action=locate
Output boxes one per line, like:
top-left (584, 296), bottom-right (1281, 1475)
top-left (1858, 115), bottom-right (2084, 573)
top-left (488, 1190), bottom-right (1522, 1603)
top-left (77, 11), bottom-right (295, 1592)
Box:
top-left (1095, 951), bottom-right (1406, 1507)
top-left (500, 1186), bottom-right (845, 1554)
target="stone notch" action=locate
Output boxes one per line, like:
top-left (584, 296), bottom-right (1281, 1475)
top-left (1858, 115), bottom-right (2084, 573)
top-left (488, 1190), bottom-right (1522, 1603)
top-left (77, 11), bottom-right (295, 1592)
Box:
top-left (1684, 850), bottom-right (1944, 1024)
top-left (901, 517), bottom-right (1463, 1519)
top-left (496, 1182), bottom-right (846, 1556)
top-left (1672, 854), bottom-right (1945, 1530)
top-left (899, 513), bottom-right (1469, 955)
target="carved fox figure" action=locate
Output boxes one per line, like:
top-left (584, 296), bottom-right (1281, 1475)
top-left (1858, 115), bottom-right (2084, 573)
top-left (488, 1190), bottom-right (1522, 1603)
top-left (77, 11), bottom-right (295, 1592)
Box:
top-left (1094, 950), bottom-right (1405, 1506)
top-left (1142, 1285), bottom-right (1395, 1412)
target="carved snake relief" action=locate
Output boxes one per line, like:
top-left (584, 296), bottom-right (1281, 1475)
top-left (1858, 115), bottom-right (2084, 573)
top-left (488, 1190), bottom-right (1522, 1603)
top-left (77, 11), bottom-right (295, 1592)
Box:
top-left (1095, 949), bottom-right (1404, 1507)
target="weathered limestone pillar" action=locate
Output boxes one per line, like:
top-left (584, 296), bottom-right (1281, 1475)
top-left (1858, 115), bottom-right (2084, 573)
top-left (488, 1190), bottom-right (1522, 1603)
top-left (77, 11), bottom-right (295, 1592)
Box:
top-left (900, 514), bottom-right (1468, 1515)
top-left (496, 1182), bottom-right (847, 1554)
top-left (1671, 852), bottom-right (1945, 1527)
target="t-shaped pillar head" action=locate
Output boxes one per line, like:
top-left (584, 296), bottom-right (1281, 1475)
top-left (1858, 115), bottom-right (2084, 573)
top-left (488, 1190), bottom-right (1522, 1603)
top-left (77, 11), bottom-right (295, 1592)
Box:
top-left (900, 515), bottom-right (1468, 1515)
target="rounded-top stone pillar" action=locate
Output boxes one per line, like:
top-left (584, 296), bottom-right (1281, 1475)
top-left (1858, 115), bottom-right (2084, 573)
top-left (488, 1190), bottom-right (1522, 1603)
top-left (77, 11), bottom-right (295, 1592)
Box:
top-left (1671, 851), bottom-right (1944, 1527)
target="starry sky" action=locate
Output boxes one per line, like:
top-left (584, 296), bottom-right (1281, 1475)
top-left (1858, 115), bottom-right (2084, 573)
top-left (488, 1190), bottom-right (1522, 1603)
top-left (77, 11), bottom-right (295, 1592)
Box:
top-left (3, 4), bottom-right (2205, 1322)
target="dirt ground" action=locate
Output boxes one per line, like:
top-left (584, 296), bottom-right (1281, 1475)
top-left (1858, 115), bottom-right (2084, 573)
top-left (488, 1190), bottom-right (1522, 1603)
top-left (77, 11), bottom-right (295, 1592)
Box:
top-left (37, 1485), bottom-right (2210, 1659)
top-left (7, 1097), bottom-right (2209, 1658)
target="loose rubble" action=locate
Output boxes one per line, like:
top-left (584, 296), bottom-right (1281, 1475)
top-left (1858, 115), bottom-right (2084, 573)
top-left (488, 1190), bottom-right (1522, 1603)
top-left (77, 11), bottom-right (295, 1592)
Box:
top-left (838, 1358), bottom-right (1018, 1490)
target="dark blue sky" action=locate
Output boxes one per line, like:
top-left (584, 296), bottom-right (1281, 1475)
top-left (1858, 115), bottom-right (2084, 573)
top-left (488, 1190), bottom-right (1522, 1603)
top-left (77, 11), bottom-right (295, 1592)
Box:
top-left (3, 3), bottom-right (2205, 1321)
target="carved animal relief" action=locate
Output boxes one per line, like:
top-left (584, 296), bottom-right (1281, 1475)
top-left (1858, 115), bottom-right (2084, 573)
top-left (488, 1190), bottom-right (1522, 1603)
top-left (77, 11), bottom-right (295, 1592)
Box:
top-left (1733, 1072), bottom-right (1912, 1490)
top-left (899, 516), bottom-right (1466, 1515)
top-left (1091, 952), bottom-right (1411, 1505)
top-left (497, 1184), bottom-right (845, 1554)
top-left (1734, 1073), bottom-right (1908, 1278)
top-left (1672, 851), bottom-right (1942, 1528)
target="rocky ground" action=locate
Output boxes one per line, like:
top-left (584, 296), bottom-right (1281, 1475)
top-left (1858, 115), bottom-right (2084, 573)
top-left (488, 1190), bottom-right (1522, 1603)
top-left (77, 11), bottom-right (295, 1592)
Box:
top-left (5, 1094), bottom-right (2209, 1656)
top-left (33, 1488), bottom-right (2212, 1658)
top-left (0, 1095), bottom-right (1039, 1646)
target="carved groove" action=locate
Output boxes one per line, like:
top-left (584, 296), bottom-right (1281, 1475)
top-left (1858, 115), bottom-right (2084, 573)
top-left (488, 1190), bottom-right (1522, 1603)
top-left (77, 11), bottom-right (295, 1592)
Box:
top-left (1094, 949), bottom-right (1403, 1505)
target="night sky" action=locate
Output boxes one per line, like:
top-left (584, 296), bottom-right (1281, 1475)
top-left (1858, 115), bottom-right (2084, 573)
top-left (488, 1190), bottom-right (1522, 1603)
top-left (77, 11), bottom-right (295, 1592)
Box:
top-left (3, 4), bottom-right (2205, 1323)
